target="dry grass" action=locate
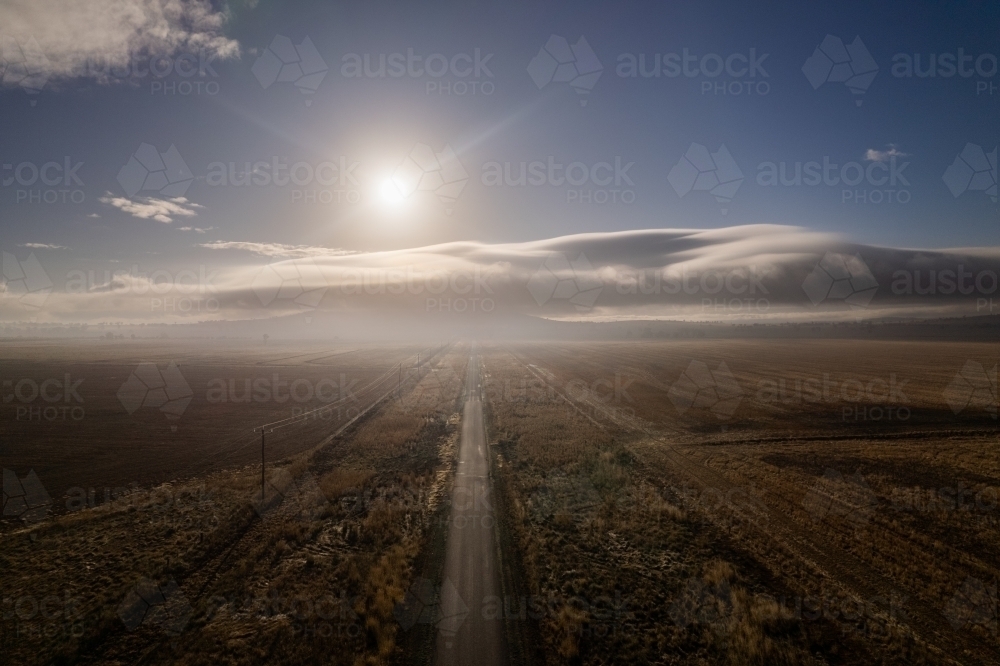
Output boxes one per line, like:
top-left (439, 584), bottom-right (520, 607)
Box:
top-left (484, 351), bottom-right (822, 664)
top-left (483, 341), bottom-right (998, 665)
top-left (0, 350), bottom-right (467, 666)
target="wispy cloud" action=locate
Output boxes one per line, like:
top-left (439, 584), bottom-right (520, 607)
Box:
top-left (0, 0), bottom-right (240, 87)
top-left (864, 145), bottom-right (909, 162)
top-left (178, 226), bottom-right (215, 233)
top-left (99, 194), bottom-right (202, 223)
top-left (20, 242), bottom-right (69, 250)
top-left (199, 241), bottom-right (356, 258)
top-left (86, 213), bottom-right (100, 218)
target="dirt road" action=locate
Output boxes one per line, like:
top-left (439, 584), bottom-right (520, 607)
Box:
top-left (434, 354), bottom-right (507, 666)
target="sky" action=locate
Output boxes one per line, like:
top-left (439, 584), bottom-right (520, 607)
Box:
top-left (0, 0), bottom-right (997, 327)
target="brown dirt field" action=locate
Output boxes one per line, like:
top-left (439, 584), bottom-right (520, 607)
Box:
top-left (2, 339), bottom-right (996, 665)
top-left (481, 340), bottom-right (998, 665)
top-left (1, 342), bottom-right (465, 666)
top-left (0, 340), bottom-right (429, 496)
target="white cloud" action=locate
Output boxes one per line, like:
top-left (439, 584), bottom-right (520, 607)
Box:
top-left (199, 241), bottom-right (355, 258)
top-left (0, 0), bottom-right (240, 86)
top-left (20, 242), bottom-right (68, 250)
top-left (178, 225), bottom-right (214, 233)
top-left (6, 226), bottom-right (998, 325)
top-left (87, 213), bottom-right (100, 218)
top-left (864, 145), bottom-right (909, 162)
top-left (99, 194), bottom-right (202, 223)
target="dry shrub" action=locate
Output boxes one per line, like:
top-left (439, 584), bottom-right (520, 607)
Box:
top-left (703, 559), bottom-right (736, 587)
top-left (554, 509), bottom-right (574, 529)
top-left (554, 603), bottom-right (590, 659)
top-left (357, 543), bottom-right (413, 665)
top-left (588, 450), bottom-right (629, 495)
top-left (691, 560), bottom-right (800, 665)
top-left (320, 468), bottom-right (374, 498)
top-left (724, 593), bottom-right (799, 666)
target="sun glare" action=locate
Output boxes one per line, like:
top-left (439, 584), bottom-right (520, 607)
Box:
top-left (379, 178), bottom-right (406, 209)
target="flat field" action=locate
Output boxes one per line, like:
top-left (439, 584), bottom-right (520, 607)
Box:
top-left (482, 340), bottom-right (998, 665)
top-left (1, 338), bottom-right (997, 666)
top-left (1, 340), bottom-right (464, 666)
top-left (0, 339), bottom-right (428, 496)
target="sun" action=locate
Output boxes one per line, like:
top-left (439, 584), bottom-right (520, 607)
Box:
top-left (378, 178), bottom-right (406, 209)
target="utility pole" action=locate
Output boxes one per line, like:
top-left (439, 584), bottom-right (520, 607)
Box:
top-left (260, 428), bottom-right (266, 504)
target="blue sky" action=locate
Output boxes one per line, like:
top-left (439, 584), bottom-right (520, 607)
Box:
top-left (0, 0), bottom-right (997, 323)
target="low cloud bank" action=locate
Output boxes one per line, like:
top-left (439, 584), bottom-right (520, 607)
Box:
top-left (3, 225), bottom-right (998, 324)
